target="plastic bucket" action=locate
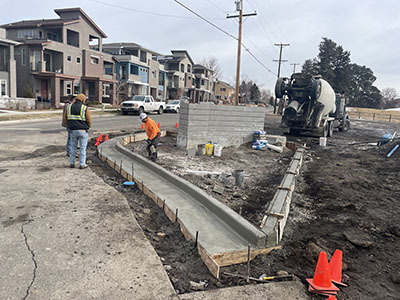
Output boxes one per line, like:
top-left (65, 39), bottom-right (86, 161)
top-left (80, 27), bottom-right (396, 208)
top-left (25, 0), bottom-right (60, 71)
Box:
top-left (205, 144), bottom-right (213, 155)
top-left (319, 137), bottom-right (327, 147)
top-left (233, 169), bottom-right (245, 186)
top-left (214, 145), bottom-right (223, 157)
top-left (197, 144), bottom-right (206, 155)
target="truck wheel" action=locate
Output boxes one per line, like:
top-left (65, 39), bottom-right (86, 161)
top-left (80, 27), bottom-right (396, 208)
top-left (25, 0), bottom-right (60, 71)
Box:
top-left (322, 122), bottom-right (329, 137)
top-left (275, 77), bottom-right (286, 98)
top-left (158, 106), bottom-right (164, 114)
top-left (339, 117), bottom-right (350, 132)
top-left (311, 79), bottom-right (322, 101)
top-left (327, 121), bottom-right (334, 137)
top-left (122, 111), bottom-right (128, 115)
top-left (139, 107), bottom-right (144, 114)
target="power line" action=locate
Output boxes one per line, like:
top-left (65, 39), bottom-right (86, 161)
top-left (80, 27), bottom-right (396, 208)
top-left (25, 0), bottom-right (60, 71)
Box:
top-left (174, 0), bottom-right (276, 76)
top-left (90, 0), bottom-right (226, 20)
top-left (205, 0), bottom-right (228, 14)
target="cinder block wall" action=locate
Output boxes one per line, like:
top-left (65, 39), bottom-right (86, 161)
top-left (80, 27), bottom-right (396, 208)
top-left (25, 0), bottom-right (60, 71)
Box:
top-left (177, 102), bottom-right (266, 150)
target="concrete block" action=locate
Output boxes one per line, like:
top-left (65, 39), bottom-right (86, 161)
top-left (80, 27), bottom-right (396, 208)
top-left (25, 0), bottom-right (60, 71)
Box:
top-left (265, 135), bottom-right (287, 146)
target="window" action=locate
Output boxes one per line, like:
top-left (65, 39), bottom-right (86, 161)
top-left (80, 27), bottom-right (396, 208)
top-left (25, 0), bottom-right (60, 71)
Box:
top-left (74, 82), bottom-right (80, 95)
top-left (32, 51), bottom-right (41, 71)
top-left (0, 79), bottom-right (7, 97)
top-left (201, 79), bottom-right (204, 85)
top-left (17, 30), bottom-right (38, 39)
top-left (151, 70), bottom-right (156, 78)
top-left (187, 64), bottom-right (191, 73)
top-left (220, 87), bottom-right (226, 92)
top-left (47, 32), bottom-right (58, 42)
top-left (130, 65), bottom-right (139, 75)
top-left (103, 84), bottom-right (110, 97)
top-left (67, 55), bottom-right (72, 62)
top-left (91, 56), bottom-right (99, 64)
top-left (180, 64), bottom-right (184, 72)
top-left (104, 62), bottom-right (113, 75)
top-left (140, 51), bottom-right (147, 63)
top-left (76, 57), bottom-right (81, 63)
top-left (21, 48), bottom-right (26, 66)
top-left (66, 29), bottom-right (79, 47)
top-left (141, 86), bottom-right (147, 95)
top-left (66, 81), bottom-right (72, 95)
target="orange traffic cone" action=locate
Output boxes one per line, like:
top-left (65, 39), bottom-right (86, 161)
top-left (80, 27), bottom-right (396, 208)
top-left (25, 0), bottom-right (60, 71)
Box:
top-left (175, 122), bottom-right (179, 128)
top-left (98, 134), bottom-right (103, 142)
top-left (104, 134), bottom-right (109, 142)
top-left (141, 123), bottom-right (144, 129)
top-left (306, 252), bottom-right (339, 293)
top-left (95, 138), bottom-right (100, 147)
top-left (329, 249), bottom-right (347, 287)
top-left (328, 296), bottom-right (337, 300)
top-left (157, 122), bottom-right (160, 128)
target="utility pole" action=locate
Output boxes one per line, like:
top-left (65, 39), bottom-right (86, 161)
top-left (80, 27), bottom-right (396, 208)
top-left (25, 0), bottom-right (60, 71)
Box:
top-left (273, 43), bottom-right (289, 113)
top-left (290, 63), bottom-right (300, 73)
top-left (227, 1), bottom-right (256, 105)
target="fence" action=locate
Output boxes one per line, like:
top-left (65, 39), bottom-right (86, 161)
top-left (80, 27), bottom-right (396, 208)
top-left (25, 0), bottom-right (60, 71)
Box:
top-left (348, 111), bottom-right (400, 123)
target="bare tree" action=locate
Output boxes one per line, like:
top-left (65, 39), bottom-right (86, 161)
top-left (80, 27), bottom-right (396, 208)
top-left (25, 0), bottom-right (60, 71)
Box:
top-left (381, 87), bottom-right (400, 109)
top-left (260, 88), bottom-right (272, 104)
top-left (201, 56), bottom-right (222, 79)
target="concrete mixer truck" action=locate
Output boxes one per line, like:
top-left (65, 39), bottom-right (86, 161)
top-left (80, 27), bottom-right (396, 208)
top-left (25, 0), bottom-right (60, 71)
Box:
top-left (275, 73), bottom-right (350, 137)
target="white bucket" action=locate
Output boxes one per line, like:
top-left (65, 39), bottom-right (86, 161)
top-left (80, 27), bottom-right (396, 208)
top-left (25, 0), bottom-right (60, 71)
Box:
top-left (214, 145), bottom-right (223, 157)
top-left (319, 137), bottom-right (327, 147)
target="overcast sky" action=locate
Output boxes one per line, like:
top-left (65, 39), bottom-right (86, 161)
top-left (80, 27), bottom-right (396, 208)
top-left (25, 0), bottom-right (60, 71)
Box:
top-left (2, 0), bottom-right (399, 93)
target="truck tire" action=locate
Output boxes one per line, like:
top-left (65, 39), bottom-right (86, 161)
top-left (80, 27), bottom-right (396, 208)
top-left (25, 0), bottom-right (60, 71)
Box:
top-left (158, 106), bottom-right (164, 114)
top-left (328, 121), bottom-right (334, 137)
top-left (339, 118), bottom-right (350, 132)
top-left (311, 79), bottom-right (322, 101)
top-left (122, 111), bottom-right (128, 115)
top-left (275, 77), bottom-right (285, 98)
top-left (139, 107), bottom-right (144, 114)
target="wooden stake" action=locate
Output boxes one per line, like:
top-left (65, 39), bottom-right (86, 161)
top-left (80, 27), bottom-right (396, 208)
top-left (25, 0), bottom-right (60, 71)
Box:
top-left (131, 163), bottom-right (134, 179)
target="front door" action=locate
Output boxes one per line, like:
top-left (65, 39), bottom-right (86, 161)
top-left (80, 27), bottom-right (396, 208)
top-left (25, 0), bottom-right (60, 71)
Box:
top-left (41, 80), bottom-right (48, 100)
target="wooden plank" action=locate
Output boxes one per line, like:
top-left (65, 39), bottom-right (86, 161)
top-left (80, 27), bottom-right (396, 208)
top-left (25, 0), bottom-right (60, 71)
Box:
top-left (211, 246), bottom-right (281, 267)
top-left (198, 244), bottom-right (220, 278)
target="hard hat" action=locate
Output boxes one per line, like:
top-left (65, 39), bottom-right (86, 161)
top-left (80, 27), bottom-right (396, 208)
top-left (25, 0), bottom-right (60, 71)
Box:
top-left (139, 113), bottom-right (148, 121)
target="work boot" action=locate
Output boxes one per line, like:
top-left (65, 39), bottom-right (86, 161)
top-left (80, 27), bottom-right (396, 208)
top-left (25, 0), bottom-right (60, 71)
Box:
top-left (69, 164), bottom-right (75, 168)
top-left (79, 164), bottom-right (88, 169)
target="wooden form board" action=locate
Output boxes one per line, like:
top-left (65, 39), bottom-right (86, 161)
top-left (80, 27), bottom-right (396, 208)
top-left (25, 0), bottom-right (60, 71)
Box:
top-left (98, 132), bottom-right (280, 279)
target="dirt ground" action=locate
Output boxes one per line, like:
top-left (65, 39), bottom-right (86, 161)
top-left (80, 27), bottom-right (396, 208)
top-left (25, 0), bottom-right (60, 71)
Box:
top-left (88, 116), bottom-right (400, 299)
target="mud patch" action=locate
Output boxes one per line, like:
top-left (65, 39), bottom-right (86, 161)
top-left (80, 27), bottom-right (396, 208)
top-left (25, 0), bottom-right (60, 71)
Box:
top-left (37, 167), bottom-right (52, 172)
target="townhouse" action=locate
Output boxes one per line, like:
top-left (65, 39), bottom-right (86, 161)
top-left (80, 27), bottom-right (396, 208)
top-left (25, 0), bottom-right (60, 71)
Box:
top-left (0, 28), bottom-right (19, 98)
top-left (158, 50), bottom-right (195, 101)
top-left (102, 42), bottom-right (166, 101)
top-left (215, 80), bottom-right (235, 103)
top-left (1, 8), bottom-right (118, 107)
top-left (193, 64), bottom-right (214, 103)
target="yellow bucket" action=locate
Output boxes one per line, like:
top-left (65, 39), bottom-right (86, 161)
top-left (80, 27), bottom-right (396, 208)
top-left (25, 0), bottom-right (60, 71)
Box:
top-left (205, 143), bottom-right (213, 155)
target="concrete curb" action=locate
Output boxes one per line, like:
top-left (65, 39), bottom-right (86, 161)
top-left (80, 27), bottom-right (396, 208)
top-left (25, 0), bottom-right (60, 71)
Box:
top-left (260, 147), bottom-right (305, 247)
top-left (97, 132), bottom-right (277, 278)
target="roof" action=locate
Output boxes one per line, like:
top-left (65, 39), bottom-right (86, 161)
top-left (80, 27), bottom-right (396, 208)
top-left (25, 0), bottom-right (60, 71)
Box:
top-left (158, 55), bottom-right (184, 64)
top-left (216, 80), bottom-right (235, 89)
top-left (194, 64), bottom-right (213, 73)
top-left (54, 8), bottom-right (107, 38)
top-left (170, 50), bottom-right (194, 65)
top-left (1, 8), bottom-right (107, 38)
top-left (0, 37), bottom-right (20, 46)
top-left (102, 42), bottom-right (162, 56)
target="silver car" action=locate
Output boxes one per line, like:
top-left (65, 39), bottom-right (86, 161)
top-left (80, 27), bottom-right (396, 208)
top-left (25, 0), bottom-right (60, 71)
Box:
top-left (164, 100), bottom-right (181, 113)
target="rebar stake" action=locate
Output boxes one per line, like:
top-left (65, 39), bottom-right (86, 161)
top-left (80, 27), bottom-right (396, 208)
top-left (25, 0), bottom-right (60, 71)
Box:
top-left (175, 209), bottom-right (178, 222)
top-left (246, 244), bottom-right (251, 283)
top-left (194, 231), bottom-right (199, 249)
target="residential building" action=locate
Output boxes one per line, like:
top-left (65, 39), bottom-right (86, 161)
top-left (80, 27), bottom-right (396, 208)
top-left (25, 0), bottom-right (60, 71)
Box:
top-left (1, 7), bottom-right (118, 107)
top-left (0, 28), bottom-right (19, 98)
top-left (193, 64), bottom-right (214, 103)
top-left (215, 80), bottom-right (235, 103)
top-left (102, 42), bottom-right (166, 102)
top-left (158, 50), bottom-right (195, 101)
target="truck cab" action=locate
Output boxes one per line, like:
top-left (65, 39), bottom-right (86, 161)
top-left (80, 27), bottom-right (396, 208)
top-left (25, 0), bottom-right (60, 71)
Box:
top-left (120, 95), bottom-right (165, 115)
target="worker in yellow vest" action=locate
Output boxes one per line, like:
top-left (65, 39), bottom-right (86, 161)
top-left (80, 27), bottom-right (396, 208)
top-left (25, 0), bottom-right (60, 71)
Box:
top-left (63, 93), bottom-right (92, 169)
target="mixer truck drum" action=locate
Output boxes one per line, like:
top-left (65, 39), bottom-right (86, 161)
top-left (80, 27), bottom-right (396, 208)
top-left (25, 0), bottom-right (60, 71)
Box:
top-left (311, 79), bottom-right (322, 101)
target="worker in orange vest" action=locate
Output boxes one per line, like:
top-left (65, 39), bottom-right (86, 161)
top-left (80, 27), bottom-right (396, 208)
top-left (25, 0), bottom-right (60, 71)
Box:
top-left (139, 113), bottom-right (160, 162)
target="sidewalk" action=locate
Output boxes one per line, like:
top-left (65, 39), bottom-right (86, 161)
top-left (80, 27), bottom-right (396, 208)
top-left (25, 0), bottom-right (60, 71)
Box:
top-left (0, 130), bottom-right (176, 300)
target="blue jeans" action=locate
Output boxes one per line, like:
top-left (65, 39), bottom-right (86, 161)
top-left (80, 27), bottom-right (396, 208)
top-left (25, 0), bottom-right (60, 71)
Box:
top-left (69, 130), bottom-right (88, 166)
top-left (66, 128), bottom-right (72, 155)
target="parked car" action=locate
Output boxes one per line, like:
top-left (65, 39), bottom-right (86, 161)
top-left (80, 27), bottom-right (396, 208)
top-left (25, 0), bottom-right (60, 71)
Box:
top-left (165, 100), bottom-right (181, 113)
top-left (120, 95), bottom-right (165, 115)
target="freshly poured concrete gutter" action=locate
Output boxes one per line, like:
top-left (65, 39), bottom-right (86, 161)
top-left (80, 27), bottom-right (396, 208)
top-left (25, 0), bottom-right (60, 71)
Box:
top-left (98, 132), bottom-right (277, 278)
